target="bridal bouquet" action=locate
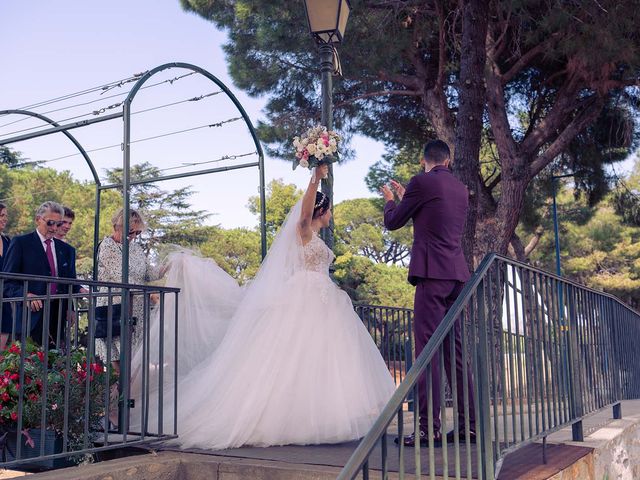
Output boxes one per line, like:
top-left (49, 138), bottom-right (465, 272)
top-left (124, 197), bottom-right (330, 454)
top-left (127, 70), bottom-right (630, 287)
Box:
top-left (292, 125), bottom-right (340, 170)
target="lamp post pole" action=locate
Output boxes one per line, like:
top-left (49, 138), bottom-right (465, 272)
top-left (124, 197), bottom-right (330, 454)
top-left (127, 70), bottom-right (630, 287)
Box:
top-left (319, 43), bottom-right (335, 250)
top-left (551, 173), bottom-right (574, 277)
top-left (552, 176), bottom-right (562, 277)
top-left (303, 0), bottom-right (350, 250)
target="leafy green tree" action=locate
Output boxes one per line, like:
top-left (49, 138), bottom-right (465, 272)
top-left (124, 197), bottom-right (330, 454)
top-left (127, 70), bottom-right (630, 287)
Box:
top-left (200, 226), bottom-right (262, 285)
top-left (526, 181), bottom-right (640, 308)
top-left (612, 153), bottom-right (640, 227)
top-left (365, 147), bottom-right (424, 194)
top-left (103, 162), bottom-right (209, 256)
top-left (247, 179), bottom-right (302, 242)
top-left (0, 147), bottom-right (23, 167)
top-left (334, 198), bottom-right (412, 265)
top-left (333, 253), bottom-right (413, 309)
top-left (181, 0), bottom-right (640, 264)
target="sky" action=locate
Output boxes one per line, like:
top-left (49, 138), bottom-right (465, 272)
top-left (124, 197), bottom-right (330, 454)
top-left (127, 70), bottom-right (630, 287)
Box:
top-left (0, 0), bottom-right (386, 229)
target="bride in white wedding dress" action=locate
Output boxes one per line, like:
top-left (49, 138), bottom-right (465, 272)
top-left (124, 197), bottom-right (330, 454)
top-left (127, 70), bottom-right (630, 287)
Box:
top-left (133, 164), bottom-right (395, 449)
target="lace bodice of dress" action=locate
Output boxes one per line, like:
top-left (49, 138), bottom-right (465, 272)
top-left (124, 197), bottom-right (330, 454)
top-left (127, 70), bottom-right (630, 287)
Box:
top-left (302, 232), bottom-right (335, 273)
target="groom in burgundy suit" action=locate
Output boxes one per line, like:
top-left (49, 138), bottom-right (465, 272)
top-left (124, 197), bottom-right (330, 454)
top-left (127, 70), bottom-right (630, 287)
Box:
top-left (382, 140), bottom-right (475, 447)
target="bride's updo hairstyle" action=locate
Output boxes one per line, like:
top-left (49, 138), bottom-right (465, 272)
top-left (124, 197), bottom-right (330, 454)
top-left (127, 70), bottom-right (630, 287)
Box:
top-left (313, 192), bottom-right (330, 219)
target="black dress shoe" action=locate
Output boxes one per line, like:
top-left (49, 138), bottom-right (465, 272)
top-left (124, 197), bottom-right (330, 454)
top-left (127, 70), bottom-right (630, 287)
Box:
top-left (446, 428), bottom-right (477, 443)
top-left (394, 430), bottom-right (442, 447)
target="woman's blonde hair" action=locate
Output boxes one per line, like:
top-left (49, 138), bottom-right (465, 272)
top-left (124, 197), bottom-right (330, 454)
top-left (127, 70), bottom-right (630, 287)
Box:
top-left (111, 208), bottom-right (146, 230)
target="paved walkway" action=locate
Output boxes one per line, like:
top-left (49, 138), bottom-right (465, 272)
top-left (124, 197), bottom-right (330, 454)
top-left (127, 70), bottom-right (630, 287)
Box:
top-left (4, 400), bottom-right (639, 479)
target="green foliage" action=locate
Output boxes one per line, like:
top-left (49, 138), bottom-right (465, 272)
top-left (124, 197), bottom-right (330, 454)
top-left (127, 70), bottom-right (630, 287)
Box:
top-left (333, 253), bottom-right (413, 308)
top-left (334, 198), bottom-right (412, 265)
top-left (612, 153), bottom-right (640, 227)
top-left (247, 179), bottom-right (302, 241)
top-left (526, 171), bottom-right (640, 308)
top-left (181, 0), bottom-right (640, 260)
top-left (103, 162), bottom-right (209, 257)
top-left (365, 147), bottom-right (424, 194)
top-left (0, 147), bottom-right (24, 168)
top-left (199, 226), bottom-right (262, 285)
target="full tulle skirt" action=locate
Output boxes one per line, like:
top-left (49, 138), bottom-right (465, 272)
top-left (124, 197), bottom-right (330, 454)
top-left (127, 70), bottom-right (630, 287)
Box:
top-left (172, 271), bottom-right (395, 449)
top-left (129, 250), bottom-right (395, 449)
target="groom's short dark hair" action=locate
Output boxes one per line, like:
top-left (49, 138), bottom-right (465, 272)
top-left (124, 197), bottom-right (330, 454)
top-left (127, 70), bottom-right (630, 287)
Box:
top-left (423, 140), bottom-right (450, 165)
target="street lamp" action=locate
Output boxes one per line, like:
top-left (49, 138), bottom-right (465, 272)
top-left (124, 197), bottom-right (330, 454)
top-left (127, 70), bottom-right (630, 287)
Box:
top-left (303, 0), bottom-right (351, 250)
top-left (303, 0), bottom-right (351, 44)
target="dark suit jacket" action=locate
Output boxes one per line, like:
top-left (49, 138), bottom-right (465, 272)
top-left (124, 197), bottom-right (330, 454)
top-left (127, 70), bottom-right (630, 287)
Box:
top-left (0, 234), bottom-right (9, 271)
top-left (384, 165), bottom-right (470, 285)
top-left (2, 231), bottom-right (79, 333)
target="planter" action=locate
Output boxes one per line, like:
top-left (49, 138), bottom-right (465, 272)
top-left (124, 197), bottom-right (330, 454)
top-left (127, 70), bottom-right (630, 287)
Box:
top-left (0, 429), bottom-right (74, 469)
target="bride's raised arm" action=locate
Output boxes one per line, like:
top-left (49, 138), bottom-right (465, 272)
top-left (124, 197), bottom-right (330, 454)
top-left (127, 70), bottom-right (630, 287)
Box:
top-left (298, 164), bottom-right (329, 243)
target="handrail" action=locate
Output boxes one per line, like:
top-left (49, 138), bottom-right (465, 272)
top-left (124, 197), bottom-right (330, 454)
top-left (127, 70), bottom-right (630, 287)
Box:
top-left (0, 271), bottom-right (180, 292)
top-left (339, 253), bottom-right (498, 478)
top-left (338, 252), bottom-right (640, 479)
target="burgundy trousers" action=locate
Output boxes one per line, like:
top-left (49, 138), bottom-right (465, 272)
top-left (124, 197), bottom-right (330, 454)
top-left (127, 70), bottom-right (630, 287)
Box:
top-left (413, 278), bottom-right (476, 434)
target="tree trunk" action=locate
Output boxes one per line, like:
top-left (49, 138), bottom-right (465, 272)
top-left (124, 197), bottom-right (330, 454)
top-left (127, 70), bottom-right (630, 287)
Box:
top-left (451, 0), bottom-right (489, 270)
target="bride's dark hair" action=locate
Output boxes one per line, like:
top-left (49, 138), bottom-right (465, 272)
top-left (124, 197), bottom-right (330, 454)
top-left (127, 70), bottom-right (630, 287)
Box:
top-left (313, 192), bottom-right (330, 218)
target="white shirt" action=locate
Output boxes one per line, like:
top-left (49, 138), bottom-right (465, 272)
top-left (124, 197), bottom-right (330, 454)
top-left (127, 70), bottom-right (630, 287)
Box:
top-left (36, 230), bottom-right (58, 275)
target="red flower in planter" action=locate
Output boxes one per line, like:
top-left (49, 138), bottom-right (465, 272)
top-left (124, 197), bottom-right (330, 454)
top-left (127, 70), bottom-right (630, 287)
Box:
top-left (0, 339), bottom-right (115, 453)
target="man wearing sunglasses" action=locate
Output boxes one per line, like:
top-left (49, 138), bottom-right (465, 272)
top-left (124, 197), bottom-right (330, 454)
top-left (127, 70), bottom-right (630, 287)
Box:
top-left (2, 201), bottom-right (80, 348)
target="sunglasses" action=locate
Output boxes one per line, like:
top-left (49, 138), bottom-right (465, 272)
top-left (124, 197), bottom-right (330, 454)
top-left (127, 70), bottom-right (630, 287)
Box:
top-left (128, 230), bottom-right (142, 236)
top-left (44, 219), bottom-right (65, 227)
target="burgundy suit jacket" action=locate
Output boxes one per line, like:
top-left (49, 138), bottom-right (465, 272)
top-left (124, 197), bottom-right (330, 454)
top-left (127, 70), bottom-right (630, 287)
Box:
top-left (384, 165), bottom-right (470, 285)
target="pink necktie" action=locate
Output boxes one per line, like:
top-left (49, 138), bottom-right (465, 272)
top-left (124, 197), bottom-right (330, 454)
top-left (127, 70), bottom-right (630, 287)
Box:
top-left (44, 239), bottom-right (57, 295)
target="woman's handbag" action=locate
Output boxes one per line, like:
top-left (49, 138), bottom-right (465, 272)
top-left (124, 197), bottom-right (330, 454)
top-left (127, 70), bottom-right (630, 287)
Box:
top-left (93, 304), bottom-right (122, 338)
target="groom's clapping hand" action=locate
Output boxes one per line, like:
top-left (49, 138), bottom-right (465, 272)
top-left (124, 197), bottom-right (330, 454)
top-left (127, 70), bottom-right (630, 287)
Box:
top-left (381, 184), bottom-right (394, 202)
top-left (390, 179), bottom-right (405, 201)
top-left (381, 179), bottom-right (405, 202)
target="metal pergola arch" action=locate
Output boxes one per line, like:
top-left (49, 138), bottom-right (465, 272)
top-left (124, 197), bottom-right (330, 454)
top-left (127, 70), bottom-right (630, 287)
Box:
top-left (0, 62), bottom-right (268, 283)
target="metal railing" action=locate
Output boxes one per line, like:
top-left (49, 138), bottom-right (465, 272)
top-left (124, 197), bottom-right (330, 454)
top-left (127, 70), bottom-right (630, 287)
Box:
top-left (0, 272), bottom-right (179, 468)
top-left (355, 305), bottom-right (413, 385)
top-left (339, 253), bottom-right (640, 479)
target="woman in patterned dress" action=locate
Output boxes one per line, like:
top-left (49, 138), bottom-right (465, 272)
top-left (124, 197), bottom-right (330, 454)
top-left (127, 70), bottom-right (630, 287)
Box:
top-left (95, 208), bottom-right (163, 374)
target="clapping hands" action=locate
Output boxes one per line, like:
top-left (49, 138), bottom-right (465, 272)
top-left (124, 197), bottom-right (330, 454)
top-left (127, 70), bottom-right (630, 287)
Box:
top-left (381, 179), bottom-right (406, 202)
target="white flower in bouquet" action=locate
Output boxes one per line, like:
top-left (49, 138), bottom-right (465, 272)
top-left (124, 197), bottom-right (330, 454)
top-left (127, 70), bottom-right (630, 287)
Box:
top-left (307, 143), bottom-right (317, 155)
top-left (291, 125), bottom-right (341, 171)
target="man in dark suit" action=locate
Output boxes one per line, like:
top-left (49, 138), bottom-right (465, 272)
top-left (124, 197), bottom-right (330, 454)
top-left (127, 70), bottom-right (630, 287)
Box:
top-left (382, 140), bottom-right (475, 447)
top-left (2, 201), bottom-right (79, 348)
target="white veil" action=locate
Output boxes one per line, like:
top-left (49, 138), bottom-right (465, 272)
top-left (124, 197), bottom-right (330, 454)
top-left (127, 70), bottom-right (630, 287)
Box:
top-left (229, 198), bottom-right (305, 320)
top-left (129, 247), bottom-right (242, 425)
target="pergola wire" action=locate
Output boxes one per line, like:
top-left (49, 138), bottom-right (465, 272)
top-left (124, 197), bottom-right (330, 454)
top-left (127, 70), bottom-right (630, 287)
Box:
top-left (0, 91), bottom-right (223, 138)
top-left (157, 151), bottom-right (258, 173)
top-left (1, 74), bottom-right (143, 116)
top-left (10, 117), bottom-right (243, 169)
top-left (0, 72), bottom-right (198, 130)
